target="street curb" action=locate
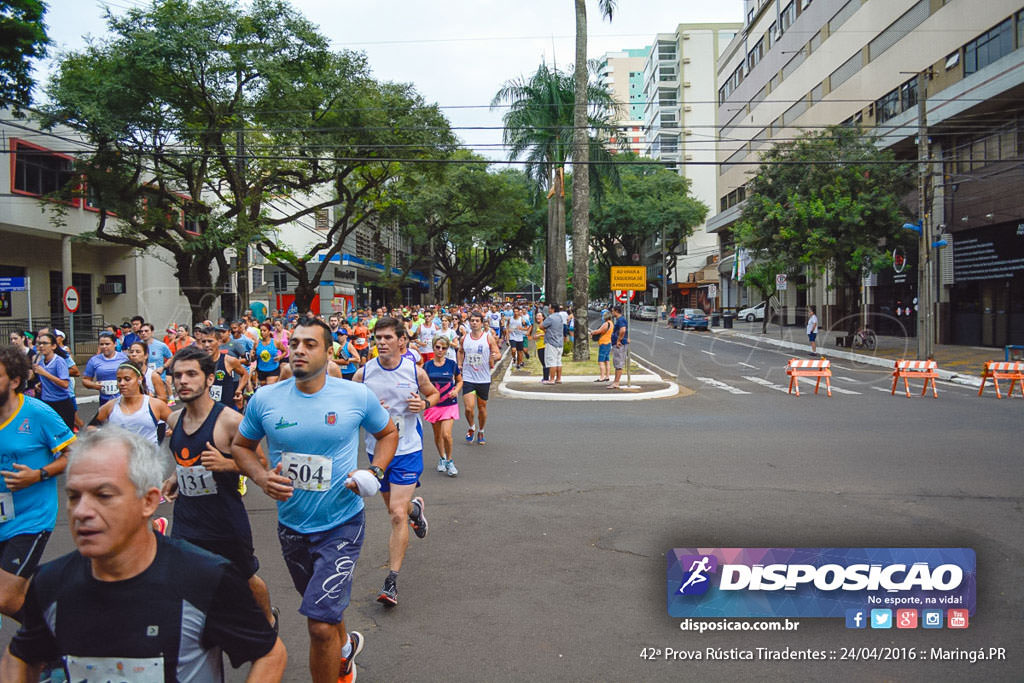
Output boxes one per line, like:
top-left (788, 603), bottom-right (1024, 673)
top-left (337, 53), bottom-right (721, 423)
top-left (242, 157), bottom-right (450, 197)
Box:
top-left (498, 353), bottom-right (680, 401)
top-left (724, 331), bottom-right (983, 388)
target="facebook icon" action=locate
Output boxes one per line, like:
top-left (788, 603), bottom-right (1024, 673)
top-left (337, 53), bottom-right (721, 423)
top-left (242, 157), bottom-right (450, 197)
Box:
top-left (845, 609), bottom-right (867, 629)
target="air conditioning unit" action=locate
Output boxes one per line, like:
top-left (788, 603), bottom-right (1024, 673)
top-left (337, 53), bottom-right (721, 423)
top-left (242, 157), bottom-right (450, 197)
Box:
top-left (684, 105), bottom-right (693, 112)
top-left (682, 57), bottom-right (691, 64)
top-left (98, 282), bottom-right (124, 295)
top-left (683, 81), bottom-right (692, 88)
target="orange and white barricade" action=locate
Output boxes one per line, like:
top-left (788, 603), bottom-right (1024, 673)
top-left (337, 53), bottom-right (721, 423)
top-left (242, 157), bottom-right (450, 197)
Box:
top-left (786, 358), bottom-right (831, 396)
top-left (891, 359), bottom-right (939, 398)
top-left (978, 361), bottom-right (1024, 399)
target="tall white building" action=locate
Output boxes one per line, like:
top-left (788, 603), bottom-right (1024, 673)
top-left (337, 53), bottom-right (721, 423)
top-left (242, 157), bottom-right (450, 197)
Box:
top-left (597, 47), bottom-right (650, 155)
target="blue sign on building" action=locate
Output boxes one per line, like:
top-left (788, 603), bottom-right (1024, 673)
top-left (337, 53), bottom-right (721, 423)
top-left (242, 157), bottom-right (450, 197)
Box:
top-left (0, 277), bottom-right (27, 292)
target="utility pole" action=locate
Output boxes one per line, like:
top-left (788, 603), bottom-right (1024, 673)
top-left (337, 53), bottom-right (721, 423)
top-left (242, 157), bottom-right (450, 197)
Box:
top-left (916, 69), bottom-right (932, 360)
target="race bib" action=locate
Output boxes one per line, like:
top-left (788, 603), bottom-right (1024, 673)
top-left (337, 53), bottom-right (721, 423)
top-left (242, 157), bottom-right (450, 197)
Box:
top-left (65, 655), bottom-right (164, 682)
top-left (356, 337), bottom-right (367, 345)
top-left (209, 385), bottom-right (223, 402)
top-left (466, 353), bottom-right (483, 366)
top-left (100, 380), bottom-right (119, 396)
top-left (0, 492), bottom-right (14, 523)
top-left (176, 465), bottom-right (217, 497)
top-left (281, 452), bottom-right (332, 492)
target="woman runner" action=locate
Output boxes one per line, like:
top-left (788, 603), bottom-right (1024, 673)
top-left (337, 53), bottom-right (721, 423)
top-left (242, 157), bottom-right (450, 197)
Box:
top-left (93, 361), bottom-right (171, 445)
top-left (423, 337), bottom-right (462, 476)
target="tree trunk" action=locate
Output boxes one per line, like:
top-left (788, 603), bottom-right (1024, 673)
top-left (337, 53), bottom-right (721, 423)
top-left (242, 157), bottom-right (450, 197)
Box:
top-left (571, 0), bottom-right (591, 361)
top-left (293, 271), bottom-right (317, 315)
top-left (175, 254), bottom-right (218, 324)
top-left (546, 169), bottom-right (558, 304)
top-left (552, 170), bottom-right (568, 305)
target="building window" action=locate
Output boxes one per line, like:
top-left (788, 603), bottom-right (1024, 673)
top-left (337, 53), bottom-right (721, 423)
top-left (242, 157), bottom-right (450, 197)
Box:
top-left (747, 37), bottom-right (765, 73)
top-left (874, 89), bottom-right (900, 124)
top-left (780, 2), bottom-right (797, 34)
top-left (964, 18), bottom-right (1013, 75)
top-left (11, 141), bottom-right (78, 204)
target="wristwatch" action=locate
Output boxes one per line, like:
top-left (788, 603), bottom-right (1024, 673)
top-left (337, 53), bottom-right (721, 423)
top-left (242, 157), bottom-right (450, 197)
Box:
top-left (38, 469), bottom-right (51, 482)
top-left (367, 465), bottom-right (385, 481)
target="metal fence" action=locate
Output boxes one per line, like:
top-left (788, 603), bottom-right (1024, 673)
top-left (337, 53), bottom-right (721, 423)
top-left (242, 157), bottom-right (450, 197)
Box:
top-left (1, 314), bottom-right (106, 357)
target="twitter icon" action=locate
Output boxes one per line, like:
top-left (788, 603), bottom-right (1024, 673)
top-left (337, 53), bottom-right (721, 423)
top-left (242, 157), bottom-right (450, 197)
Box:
top-left (870, 609), bottom-right (892, 629)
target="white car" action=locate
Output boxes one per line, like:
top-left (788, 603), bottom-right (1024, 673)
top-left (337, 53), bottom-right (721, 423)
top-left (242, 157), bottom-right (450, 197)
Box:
top-left (737, 301), bottom-right (766, 322)
top-left (634, 305), bottom-right (658, 320)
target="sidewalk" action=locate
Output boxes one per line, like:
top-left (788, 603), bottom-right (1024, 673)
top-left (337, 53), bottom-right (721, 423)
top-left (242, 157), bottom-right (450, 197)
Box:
top-left (713, 321), bottom-right (1003, 387)
top-left (497, 354), bottom-right (681, 401)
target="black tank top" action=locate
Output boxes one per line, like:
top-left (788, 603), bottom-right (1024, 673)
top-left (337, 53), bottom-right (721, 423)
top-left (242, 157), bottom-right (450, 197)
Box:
top-left (212, 354), bottom-right (239, 410)
top-left (168, 402), bottom-right (252, 544)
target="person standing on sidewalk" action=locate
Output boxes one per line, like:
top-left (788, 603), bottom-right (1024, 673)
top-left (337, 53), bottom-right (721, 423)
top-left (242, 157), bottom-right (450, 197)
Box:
top-left (807, 306), bottom-right (819, 355)
top-left (541, 304), bottom-right (564, 385)
top-left (590, 312), bottom-right (613, 382)
top-left (609, 306), bottom-right (629, 389)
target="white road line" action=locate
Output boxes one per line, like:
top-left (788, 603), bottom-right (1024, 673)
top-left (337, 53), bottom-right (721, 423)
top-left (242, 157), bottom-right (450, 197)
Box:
top-left (701, 350), bottom-right (715, 356)
top-left (738, 362), bottom-right (758, 370)
top-left (872, 386), bottom-right (893, 393)
top-left (695, 377), bottom-right (751, 394)
top-left (742, 376), bottom-right (791, 393)
top-left (674, 341), bottom-right (686, 347)
top-left (797, 377), bottom-right (860, 395)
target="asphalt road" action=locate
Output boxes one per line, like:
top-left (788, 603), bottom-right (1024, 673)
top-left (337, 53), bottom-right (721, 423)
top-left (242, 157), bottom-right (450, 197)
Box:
top-left (1, 340), bottom-right (1020, 681)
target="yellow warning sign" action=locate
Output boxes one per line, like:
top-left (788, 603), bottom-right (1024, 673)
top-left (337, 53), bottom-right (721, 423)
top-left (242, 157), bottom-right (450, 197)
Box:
top-left (610, 266), bottom-right (647, 291)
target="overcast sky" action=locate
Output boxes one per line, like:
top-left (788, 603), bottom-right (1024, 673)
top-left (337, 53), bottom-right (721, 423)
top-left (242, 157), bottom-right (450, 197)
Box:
top-left (39, 0), bottom-right (744, 160)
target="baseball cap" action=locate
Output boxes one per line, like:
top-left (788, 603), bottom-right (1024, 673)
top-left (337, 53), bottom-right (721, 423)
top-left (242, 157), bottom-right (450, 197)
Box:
top-left (54, 329), bottom-right (66, 338)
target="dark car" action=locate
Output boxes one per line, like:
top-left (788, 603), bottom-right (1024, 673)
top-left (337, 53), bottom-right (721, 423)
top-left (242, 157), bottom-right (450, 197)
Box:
top-left (670, 308), bottom-right (709, 331)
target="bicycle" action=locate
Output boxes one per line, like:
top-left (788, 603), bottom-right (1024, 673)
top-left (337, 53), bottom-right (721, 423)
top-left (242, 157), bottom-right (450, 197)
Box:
top-left (851, 327), bottom-right (877, 351)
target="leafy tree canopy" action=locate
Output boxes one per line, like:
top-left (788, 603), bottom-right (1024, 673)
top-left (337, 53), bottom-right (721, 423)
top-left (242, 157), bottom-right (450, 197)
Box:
top-left (0, 0), bottom-right (48, 107)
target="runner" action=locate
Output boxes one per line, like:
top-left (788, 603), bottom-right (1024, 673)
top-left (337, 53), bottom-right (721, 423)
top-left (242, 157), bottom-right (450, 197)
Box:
top-left (254, 322), bottom-right (286, 387)
top-left (424, 336), bottom-right (462, 477)
top-left (82, 331), bottom-right (128, 406)
top-left (93, 362), bottom-right (171, 444)
top-left (195, 326), bottom-right (249, 410)
top-left (415, 310), bottom-right (438, 363)
top-left (486, 304), bottom-right (502, 342)
top-left (127, 341), bottom-right (170, 401)
top-left (507, 306), bottom-right (527, 368)
top-left (0, 344), bottom-right (74, 619)
top-left (333, 328), bottom-right (361, 380)
top-left (139, 323), bottom-right (173, 377)
top-left (458, 311), bottom-right (501, 445)
top-left (0, 427), bottom-right (286, 681)
top-left (31, 333), bottom-right (76, 431)
top-left (352, 316), bottom-right (439, 607)
top-left (163, 346), bottom-right (277, 628)
top-left (351, 316), bottom-right (370, 362)
top-left (232, 316), bottom-right (398, 683)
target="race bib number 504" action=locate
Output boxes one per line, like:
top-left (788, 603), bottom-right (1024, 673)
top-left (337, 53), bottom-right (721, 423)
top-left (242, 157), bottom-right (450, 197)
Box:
top-left (281, 453), bottom-right (332, 491)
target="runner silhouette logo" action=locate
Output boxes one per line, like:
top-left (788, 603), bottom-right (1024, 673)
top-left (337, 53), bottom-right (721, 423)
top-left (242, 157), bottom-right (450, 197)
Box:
top-left (677, 555), bottom-right (718, 596)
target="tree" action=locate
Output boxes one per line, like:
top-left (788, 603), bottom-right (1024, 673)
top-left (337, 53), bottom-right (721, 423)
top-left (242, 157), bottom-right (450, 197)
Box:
top-left (570, 0), bottom-right (616, 359)
top-left (492, 62), bottom-right (616, 310)
top-left (0, 0), bottom-right (49, 107)
top-left (44, 0), bottom-right (454, 321)
top-left (590, 155), bottom-right (708, 287)
top-left (735, 125), bottom-right (912, 330)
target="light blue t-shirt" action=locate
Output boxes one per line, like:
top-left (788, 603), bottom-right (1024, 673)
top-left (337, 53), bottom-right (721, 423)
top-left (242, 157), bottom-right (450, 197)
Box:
top-left (38, 354), bottom-right (73, 402)
top-left (0, 395), bottom-right (76, 540)
top-left (147, 339), bottom-right (173, 373)
top-left (239, 376), bottom-right (389, 534)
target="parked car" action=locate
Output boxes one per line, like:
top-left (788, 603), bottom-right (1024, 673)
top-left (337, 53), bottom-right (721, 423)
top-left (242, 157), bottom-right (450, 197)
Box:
top-left (737, 301), bottom-right (767, 322)
top-left (670, 308), bottom-right (709, 331)
top-left (633, 305), bottom-right (658, 321)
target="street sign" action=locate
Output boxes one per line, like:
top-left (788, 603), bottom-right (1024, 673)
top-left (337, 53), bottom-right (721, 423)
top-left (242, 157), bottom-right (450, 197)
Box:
top-left (611, 266), bottom-right (647, 291)
top-left (63, 286), bottom-right (80, 313)
top-left (0, 277), bottom-right (27, 292)
top-left (776, 273), bottom-right (788, 291)
top-left (708, 284), bottom-right (718, 299)
top-left (614, 290), bottom-right (636, 303)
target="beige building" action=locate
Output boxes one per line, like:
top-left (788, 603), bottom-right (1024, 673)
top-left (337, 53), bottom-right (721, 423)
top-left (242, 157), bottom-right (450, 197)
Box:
top-left (709, 0), bottom-right (1024, 346)
top-left (597, 47), bottom-right (650, 156)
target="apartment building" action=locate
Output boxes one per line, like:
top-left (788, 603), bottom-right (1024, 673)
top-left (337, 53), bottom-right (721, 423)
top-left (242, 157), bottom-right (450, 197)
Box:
top-left (597, 47), bottom-right (650, 155)
top-left (638, 23), bottom-right (740, 308)
top-left (709, 0), bottom-right (1024, 346)
top-left (1, 111), bottom-right (194, 347)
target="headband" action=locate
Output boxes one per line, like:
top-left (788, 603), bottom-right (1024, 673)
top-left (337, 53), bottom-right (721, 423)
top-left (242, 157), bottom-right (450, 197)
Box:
top-left (118, 362), bottom-right (144, 378)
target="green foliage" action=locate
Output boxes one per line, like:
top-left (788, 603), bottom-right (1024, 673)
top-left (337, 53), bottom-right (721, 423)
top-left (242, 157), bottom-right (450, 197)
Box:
top-left (0, 0), bottom-right (49, 107)
top-left (735, 126), bottom-right (912, 289)
top-left (589, 154), bottom-right (708, 276)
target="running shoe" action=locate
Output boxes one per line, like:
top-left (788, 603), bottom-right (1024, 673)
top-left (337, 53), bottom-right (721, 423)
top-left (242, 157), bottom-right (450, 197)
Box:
top-left (376, 575), bottom-right (398, 607)
top-left (339, 631), bottom-right (364, 682)
top-left (408, 497), bottom-right (428, 538)
top-left (437, 457), bottom-right (447, 473)
top-left (152, 517), bottom-right (168, 535)
top-left (271, 606), bottom-right (280, 635)
top-left (476, 432), bottom-right (486, 446)
top-left (465, 427), bottom-right (475, 442)
top-left (446, 460), bottom-right (459, 477)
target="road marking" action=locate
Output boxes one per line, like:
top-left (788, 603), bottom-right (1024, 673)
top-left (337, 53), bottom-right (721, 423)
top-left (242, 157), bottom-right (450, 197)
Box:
top-left (872, 386), bottom-right (892, 393)
top-left (674, 341), bottom-right (686, 347)
top-left (738, 362), bottom-right (758, 370)
top-left (695, 377), bottom-right (751, 394)
top-left (701, 350), bottom-right (715, 356)
top-left (656, 336), bottom-right (667, 340)
top-left (742, 376), bottom-right (791, 393)
top-left (798, 377), bottom-right (860, 394)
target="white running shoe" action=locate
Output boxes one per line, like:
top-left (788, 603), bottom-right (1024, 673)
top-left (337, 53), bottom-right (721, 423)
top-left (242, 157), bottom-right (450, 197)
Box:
top-left (446, 460), bottom-right (459, 477)
top-left (437, 457), bottom-right (447, 473)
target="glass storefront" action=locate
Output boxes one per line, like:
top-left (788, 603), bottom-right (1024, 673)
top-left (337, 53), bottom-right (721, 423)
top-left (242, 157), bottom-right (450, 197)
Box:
top-left (949, 222), bottom-right (1024, 346)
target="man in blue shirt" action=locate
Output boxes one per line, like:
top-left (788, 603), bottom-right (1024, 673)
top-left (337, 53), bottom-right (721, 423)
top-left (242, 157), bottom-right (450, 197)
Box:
top-left (121, 315), bottom-right (144, 350)
top-left (232, 317), bottom-right (398, 683)
top-left (139, 323), bottom-right (173, 376)
top-left (610, 305), bottom-right (629, 389)
top-left (0, 344), bottom-right (74, 619)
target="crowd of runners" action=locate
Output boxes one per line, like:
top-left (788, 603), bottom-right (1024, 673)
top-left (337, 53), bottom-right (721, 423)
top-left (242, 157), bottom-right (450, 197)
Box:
top-left (0, 299), bottom-right (584, 681)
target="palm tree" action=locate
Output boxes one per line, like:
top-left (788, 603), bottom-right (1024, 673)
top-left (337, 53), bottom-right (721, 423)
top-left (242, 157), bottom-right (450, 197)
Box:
top-left (492, 62), bottom-right (616, 307)
top-left (571, 0), bottom-right (616, 359)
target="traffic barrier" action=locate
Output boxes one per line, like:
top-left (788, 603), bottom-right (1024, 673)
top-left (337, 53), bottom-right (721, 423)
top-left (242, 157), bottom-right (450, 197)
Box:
top-left (891, 360), bottom-right (939, 398)
top-left (977, 361), bottom-right (1024, 399)
top-left (786, 358), bottom-right (832, 397)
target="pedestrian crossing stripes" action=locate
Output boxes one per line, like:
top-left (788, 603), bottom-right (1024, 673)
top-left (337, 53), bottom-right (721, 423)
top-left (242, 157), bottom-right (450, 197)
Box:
top-left (742, 376), bottom-right (790, 393)
top-left (695, 377), bottom-right (751, 394)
